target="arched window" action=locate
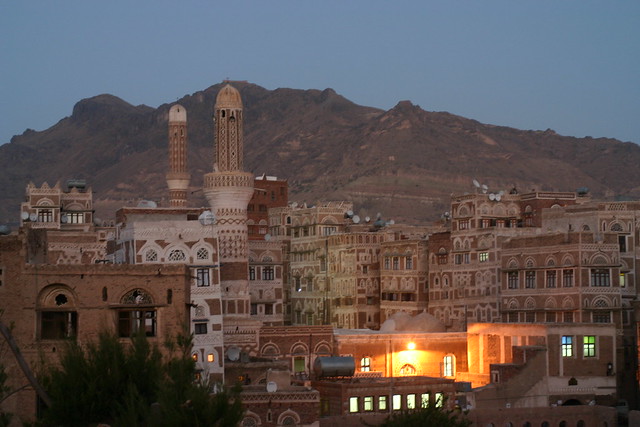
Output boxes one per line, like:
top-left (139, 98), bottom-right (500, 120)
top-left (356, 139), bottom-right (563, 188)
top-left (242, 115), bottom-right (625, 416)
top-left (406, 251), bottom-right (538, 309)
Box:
top-left (145, 248), bottom-right (158, 262)
top-left (168, 249), bottom-right (186, 262)
top-left (118, 289), bottom-right (156, 337)
top-left (400, 364), bottom-right (416, 376)
top-left (196, 247), bottom-right (209, 261)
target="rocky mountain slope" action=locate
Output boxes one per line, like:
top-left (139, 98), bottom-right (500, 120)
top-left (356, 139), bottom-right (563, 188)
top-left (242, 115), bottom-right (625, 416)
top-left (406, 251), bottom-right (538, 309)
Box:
top-left (2, 81), bottom-right (639, 225)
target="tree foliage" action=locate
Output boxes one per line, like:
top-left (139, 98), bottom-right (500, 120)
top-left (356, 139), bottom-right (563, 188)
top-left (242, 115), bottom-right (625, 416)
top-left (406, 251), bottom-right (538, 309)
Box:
top-left (39, 331), bottom-right (242, 426)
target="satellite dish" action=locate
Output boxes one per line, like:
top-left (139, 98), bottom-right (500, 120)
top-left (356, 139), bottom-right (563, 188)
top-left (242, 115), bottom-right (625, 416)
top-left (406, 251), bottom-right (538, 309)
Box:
top-left (388, 219), bottom-right (395, 225)
top-left (198, 210), bottom-right (216, 226)
top-left (352, 215), bottom-right (360, 224)
top-left (365, 216), bottom-right (371, 223)
top-left (29, 213), bottom-right (38, 222)
top-left (21, 212), bottom-right (29, 221)
top-left (495, 194), bottom-right (502, 201)
top-left (481, 184), bottom-right (488, 194)
top-left (472, 179), bottom-right (480, 188)
top-left (489, 193), bottom-right (496, 201)
top-left (137, 200), bottom-right (157, 208)
top-left (61, 214), bottom-right (68, 223)
top-left (266, 381), bottom-right (278, 392)
top-left (376, 212), bottom-right (382, 219)
top-left (264, 233), bottom-right (271, 241)
top-left (346, 210), bottom-right (354, 218)
top-left (291, 202), bottom-right (298, 208)
top-left (227, 346), bottom-right (240, 362)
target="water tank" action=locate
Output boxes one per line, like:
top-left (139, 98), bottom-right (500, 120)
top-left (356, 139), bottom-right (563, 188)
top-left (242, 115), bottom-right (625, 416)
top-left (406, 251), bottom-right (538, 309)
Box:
top-left (313, 356), bottom-right (355, 378)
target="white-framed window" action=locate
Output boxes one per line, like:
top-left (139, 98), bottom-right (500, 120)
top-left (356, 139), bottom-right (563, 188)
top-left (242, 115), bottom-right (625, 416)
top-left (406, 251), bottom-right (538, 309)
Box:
top-left (349, 397), bottom-right (359, 413)
top-left (561, 336), bottom-right (573, 357)
top-left (392, 394), bottom-right (402, 411)
top-left (479, 252), bottom-right (489, 262)
top-left (591, 269), bottom-right (610, 287)
top-left (583, 336), bottom-right (596, 357)
top-left (443, 355), bottom-right (455, 377)
top-left (196, 268), bottom-right (210, 287)
top-left (360, 356), bottom-right (371, 372)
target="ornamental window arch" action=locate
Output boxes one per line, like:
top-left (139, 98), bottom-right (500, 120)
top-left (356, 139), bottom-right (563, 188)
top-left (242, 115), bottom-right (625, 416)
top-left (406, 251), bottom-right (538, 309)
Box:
top-left (611, 222), bottom-right (623, 232)
top-left (117, 288), bottom-right (158, 337)
top-left (524, 297), bottom-right (536, 309)
top-left (562, 254), bottom-right (575, 266)
top-left (545, 256), bottom-right (556, 267)
top-left (525, 258), bottom-right (536, 268)
top-left (37, 284), bottom-right (78, 340)
top-left (457, 205), bottom-right (470, 217)
top-left (562, 297), bottom-right (575, 309)
top-left (592, 297), bottom-right (610, 308)
top-left (261, 343), bottom-right (281, 357)
top-left (141, 243), bottom-right (162, 263)
top-left (544, 297), bottom-right (557, 309)
top-left (589, 254), bottom-right (610, 265)
top-left (36, 198), bottom-right (55, 207)
top-left (507, 258), bottom-right (519, 269)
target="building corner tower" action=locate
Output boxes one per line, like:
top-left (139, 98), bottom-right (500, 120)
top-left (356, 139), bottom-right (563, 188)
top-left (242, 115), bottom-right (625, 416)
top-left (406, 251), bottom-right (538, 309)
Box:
top-left (203, 84), bottom-right (254, 325)
top-left (166, 104), bottom-right (190, 207)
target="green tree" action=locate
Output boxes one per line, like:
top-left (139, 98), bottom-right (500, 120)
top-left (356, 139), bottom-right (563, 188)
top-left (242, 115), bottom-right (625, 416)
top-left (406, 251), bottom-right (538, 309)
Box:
top-left (39, 330), bottom-right (242, 426)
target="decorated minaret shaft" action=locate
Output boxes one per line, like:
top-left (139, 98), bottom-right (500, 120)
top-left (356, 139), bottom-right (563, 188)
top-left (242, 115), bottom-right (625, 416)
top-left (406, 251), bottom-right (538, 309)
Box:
top-left (203, 85), bottom-right (254, 317)
top-left (166, 105), bottom-right (190, 207)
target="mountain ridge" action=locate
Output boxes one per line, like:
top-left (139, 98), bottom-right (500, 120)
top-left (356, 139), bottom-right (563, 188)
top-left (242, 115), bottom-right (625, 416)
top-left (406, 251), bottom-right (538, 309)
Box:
top-left (1, 81), bottom-right (639, 225)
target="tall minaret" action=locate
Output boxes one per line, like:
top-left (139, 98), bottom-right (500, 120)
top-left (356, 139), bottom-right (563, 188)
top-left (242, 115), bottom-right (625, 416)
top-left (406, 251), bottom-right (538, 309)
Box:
top-left (203, 84), bottom-right (254, 319)
top-left (166, 104), bottom-right (190, 207)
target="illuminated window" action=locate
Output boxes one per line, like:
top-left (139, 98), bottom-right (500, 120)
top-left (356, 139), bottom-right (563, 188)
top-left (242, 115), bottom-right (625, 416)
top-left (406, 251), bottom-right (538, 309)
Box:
top-left (421, 393), bottom-right (430, 408)
top-left (360, 357), bottom-right (371, 372)
top-left (583, 336), bottom-right (596, 357)
top-left (435, 392), bottom-right (444, 408)
top-left (392, 394), bottom-right (402, 411)
top-left (378, 396), bottom-right (387, 411)
top-left (443, 355), bottom-right (454, 377)
top-left (406, 394), bottom-right (416, 409)
top-left (620, 272), bottom-right (626, 288)
top-left (561, 336), bottom-right (573, 357)
top-left (349, 397), bottom-right (359, 413)
top-left (363, 396), bottom-right (373, 411)
top-left (479, 252), bottom-right (489, 262)
top-left (207, 353), bottom-right (214, 363)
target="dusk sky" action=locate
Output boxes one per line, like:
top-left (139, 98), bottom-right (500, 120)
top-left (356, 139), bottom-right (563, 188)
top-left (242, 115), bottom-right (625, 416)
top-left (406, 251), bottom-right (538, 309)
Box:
top-left (2, 1), bottom-right (639, 145)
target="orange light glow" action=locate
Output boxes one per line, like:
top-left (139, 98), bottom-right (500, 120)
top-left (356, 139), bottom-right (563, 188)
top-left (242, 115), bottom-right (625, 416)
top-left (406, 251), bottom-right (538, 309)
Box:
top-left (407, 342), bottom-right (416, 350)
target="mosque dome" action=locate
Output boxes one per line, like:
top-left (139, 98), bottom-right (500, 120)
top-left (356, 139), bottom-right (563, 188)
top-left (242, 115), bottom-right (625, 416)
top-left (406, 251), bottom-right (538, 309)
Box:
top-left (215, 84), bottom-right (243, 109)
top-left (379, 310), bottom-right (446, 333)
top-left (168, 104), bottom-right (187, 122)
